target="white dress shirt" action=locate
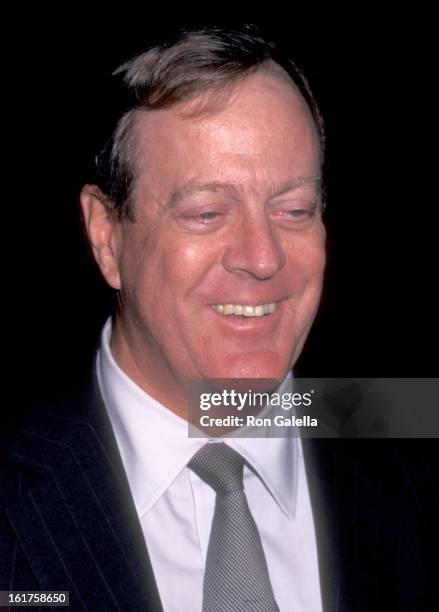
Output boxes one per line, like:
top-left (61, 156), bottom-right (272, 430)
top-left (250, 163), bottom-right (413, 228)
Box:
top-left (96, 317), bottom-right (323, 612)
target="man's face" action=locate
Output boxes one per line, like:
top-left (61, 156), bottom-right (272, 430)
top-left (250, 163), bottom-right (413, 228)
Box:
top-left (110, 70), bottom-right (325, 408)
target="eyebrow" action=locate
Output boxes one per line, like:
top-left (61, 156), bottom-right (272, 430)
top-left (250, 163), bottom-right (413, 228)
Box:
top-left (167, 176), bottom-right (322, 208)
top-left (168, 181), bottom-right (240, 208)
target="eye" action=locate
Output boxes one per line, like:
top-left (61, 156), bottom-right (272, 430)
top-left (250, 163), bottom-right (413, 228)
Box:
top-left (198, 211), bottom-right (221, 223)
top-left (285, 209), bottom-right (314, 218)
top-left (174, 204), bottom-right (229, 233)
top-left (270, 200), bottom-right (319, 229)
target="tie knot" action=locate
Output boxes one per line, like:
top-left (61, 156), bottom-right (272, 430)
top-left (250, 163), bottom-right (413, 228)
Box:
top-left (189, 443), bottom-right (245, 495)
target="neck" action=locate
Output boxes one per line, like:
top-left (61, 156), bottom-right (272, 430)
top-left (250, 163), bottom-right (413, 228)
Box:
top-left (109, 316), bottom-right (190, 420)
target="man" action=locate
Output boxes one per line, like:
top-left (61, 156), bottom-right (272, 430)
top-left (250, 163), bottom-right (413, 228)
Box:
top-left (0, 25), bottom-right (435, 611)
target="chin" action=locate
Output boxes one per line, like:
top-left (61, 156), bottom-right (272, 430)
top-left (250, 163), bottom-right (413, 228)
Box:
top-left (206, 351), bottom-right (292, 384)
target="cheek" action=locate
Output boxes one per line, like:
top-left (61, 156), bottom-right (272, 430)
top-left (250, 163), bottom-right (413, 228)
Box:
top-left (126, 231), bottom-right (220, 310)
top-left (284, 231), bottom-right (326, 288)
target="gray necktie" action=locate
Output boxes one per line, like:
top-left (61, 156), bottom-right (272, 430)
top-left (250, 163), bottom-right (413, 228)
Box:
top-left (189, 443), bottom-right (279, 612)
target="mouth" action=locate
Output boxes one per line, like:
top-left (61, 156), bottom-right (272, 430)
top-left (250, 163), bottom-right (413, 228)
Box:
top-left (210, 302), bottom-right (277, 317)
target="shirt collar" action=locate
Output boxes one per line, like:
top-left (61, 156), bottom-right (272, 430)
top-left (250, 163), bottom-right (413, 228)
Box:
top-left (226, 375), bottom-right (298, 521)
top-left (97, 317), bottom-right (298, 521)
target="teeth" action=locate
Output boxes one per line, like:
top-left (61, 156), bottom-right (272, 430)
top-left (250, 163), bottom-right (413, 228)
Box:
top-left (212, 303), bottom-right (277, 317)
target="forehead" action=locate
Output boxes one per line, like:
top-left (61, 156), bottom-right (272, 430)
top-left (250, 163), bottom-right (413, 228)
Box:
top-left (131, 70), bottom-right (320, 196)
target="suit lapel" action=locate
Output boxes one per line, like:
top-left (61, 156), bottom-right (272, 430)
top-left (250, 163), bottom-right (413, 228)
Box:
top-left (6, 382), bottom-right (163, 611)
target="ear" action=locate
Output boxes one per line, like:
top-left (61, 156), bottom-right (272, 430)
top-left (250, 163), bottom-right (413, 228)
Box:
top-left (80, 185), bottom-right (122, 289)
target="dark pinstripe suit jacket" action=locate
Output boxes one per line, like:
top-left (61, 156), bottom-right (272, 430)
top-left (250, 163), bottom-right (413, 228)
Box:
top-left (0, 371), bottom-right (437, 611)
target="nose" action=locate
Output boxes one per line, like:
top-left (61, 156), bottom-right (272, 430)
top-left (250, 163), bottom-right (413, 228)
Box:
top-left (222, 211), bottom-right (286, 280)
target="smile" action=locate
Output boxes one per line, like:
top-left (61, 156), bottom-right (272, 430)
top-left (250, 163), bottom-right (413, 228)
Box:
top-left (211, 303), bottom-right (277, 317)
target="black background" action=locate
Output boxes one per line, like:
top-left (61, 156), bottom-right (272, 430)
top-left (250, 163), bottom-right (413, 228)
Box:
top-left (4, 10), bottom-right (437, 441)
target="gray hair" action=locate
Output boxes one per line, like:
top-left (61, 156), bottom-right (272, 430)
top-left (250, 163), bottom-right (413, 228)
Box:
top-left (94, 25), bottom-right (325, 221)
